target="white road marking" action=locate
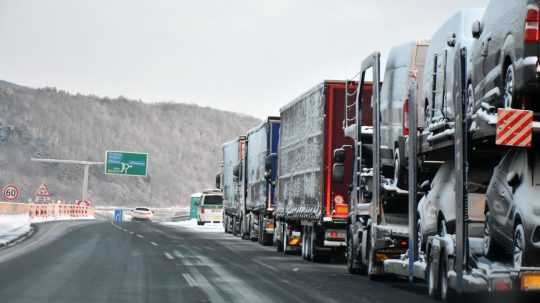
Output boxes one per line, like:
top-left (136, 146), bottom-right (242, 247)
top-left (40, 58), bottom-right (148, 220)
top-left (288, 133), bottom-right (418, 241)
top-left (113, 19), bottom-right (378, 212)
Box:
top-left (187, 269), bottom-right (226, 303)
top-left (150, 241), bottom-right (159, 246)
top-left (253, 259), bottom-right (278, 272)
top-left (182, 273), bottom-right (199, 287)
top-left (136, 234), bottom-right (144, 239)
top-left (164, 252), bottom-right (174, 260)
top-left (173, 250), bottom-right (184, 258)
top-left (130, 231), bottom-right (134, 235)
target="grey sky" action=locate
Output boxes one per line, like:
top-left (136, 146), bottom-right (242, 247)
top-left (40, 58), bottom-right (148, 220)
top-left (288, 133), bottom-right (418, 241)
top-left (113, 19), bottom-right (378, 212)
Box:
top-left (0, 0), bottom-right (488, 118)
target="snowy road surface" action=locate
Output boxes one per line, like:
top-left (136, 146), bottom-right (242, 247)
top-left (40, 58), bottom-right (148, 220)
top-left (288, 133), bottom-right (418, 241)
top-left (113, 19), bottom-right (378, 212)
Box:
top-left (0, 219), bottom-right (538, 303)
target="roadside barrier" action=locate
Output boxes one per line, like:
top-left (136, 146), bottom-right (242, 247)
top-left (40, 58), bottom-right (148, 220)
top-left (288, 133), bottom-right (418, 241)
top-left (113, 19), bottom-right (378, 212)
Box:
top-left (0, 201), bottom-right (95, 223)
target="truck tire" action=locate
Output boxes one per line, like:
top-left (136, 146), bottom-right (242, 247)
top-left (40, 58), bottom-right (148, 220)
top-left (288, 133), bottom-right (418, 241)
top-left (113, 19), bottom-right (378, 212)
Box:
top-left (347, 232), bottom-right (362, 274)
top-left (232, 217), bottom-right (239, 237)
top-left (427, 253), bottom-right (441, 299)
top-left (393, 147), bottom-right (408, 190)
top-left (276, 222), bottom-right (284, 252)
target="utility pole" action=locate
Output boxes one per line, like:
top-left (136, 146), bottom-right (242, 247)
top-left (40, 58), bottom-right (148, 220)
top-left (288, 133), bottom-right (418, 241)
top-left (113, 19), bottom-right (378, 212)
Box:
top-left (31, 158), bottom-right (104, 202)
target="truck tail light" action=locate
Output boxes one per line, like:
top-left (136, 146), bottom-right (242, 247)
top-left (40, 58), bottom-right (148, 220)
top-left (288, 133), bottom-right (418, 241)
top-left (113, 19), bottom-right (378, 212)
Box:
top-left (525, 6), bottom-right (540, 44)
top-left (403, 99), bottom-right (410, 136)
top-left (201, 208), bottom-right (205, 214)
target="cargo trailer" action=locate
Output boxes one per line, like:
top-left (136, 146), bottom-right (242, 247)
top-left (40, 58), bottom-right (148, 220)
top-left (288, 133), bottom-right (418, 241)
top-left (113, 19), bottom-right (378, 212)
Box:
top-left (274, 80), bottom-right (365, 261)
top-left (245, 117), bottom-right (280, 245)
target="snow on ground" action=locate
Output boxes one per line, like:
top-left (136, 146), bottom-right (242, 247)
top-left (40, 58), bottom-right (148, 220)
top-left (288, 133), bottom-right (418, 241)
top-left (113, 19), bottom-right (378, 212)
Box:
top-left (161, 219), bottom-right (224, 233)
top-left (0, 214), bottom-right (31, 246)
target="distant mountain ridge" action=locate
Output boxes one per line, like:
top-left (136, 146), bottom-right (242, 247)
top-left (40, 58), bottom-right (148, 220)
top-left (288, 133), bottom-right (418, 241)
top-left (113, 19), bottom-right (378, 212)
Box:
top-left (0, 80), bottom-right (260, 207)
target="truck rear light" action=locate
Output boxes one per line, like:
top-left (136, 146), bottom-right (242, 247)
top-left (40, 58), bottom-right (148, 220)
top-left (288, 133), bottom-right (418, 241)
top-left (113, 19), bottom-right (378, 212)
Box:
top-left (525, 6), bottom-right (540, 44)
top-left (399, 239), bottom-right (408, 248)
top-left (403, 99), bottom-right (410, 136)
top-left (201, 208), bottom-right (205, 214)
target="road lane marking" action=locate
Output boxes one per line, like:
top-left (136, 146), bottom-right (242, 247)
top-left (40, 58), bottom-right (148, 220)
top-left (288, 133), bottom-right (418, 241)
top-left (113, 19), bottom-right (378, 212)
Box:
top-left (173, 250), bottom-right (184, 258)
top-left (136, 234), bottom-right (144, 239)
top-left (253, 259), bottom-right (278, 272)
top-left (150, 241), bottom-right (159, 246)
top-left (188, 268), bottom-right (226, 303)
top-left (164, 252), bottom-right (174, 260)
top-left (130, 231), bottom-right (134, 235)
top-left (182, 273), bottom-right (198, 287)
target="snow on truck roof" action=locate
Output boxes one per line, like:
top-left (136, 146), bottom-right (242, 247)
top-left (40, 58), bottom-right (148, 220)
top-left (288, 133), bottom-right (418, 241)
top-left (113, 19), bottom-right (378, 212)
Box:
top-left (190, 193), bottom-right (202, 197)
top-left (279, 80), bottom-right (352, 114)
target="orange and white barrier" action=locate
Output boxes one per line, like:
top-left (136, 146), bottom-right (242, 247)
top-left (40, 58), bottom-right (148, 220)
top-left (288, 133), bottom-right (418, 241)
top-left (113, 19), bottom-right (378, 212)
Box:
top-left (0, 201), bottom-right (95, 223)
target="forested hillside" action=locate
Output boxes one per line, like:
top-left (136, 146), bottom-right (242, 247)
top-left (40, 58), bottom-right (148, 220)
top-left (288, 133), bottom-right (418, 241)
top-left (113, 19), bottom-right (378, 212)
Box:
top-left (0, 80), bottom-right (259, 207)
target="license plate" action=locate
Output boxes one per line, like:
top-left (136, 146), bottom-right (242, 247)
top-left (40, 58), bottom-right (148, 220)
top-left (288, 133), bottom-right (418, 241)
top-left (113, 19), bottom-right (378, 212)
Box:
top-left (521, 273), bottom-right (540, 291)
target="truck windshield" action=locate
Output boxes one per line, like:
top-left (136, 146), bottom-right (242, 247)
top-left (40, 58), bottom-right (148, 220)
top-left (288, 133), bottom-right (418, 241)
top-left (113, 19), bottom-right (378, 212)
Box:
top-left (203, 195), bottom-right (223, 206)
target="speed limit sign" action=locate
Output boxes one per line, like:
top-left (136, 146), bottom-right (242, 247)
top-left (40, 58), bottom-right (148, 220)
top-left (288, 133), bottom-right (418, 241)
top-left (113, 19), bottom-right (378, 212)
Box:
top-left (3, 184), bottom-right (20, 201)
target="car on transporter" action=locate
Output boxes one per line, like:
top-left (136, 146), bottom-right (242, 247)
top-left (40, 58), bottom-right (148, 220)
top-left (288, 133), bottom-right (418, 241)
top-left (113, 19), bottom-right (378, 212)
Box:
top-left (484, 148), bottom-right (540, 267)
top-left (471, 0), bottom-right (540, 115)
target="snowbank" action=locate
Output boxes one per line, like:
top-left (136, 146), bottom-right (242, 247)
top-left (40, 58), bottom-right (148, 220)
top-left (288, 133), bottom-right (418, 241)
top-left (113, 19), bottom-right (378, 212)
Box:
top-left (0, 214), bottom-right (32, 246)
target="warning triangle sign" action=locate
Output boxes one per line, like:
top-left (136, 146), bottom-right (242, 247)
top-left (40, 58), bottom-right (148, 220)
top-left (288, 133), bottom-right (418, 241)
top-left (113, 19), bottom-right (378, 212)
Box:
top-left (36, 183), bottom-right (51, 197)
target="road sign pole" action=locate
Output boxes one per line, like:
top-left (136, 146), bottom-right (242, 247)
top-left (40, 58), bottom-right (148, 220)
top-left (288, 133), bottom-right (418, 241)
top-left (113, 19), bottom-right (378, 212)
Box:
top-left (82, 164), bottom-right (89, 203)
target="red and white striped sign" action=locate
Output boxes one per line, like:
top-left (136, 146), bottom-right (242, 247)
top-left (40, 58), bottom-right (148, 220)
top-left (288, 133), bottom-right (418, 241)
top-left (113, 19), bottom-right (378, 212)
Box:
top-left (496, 109), bottom-right (533, 148)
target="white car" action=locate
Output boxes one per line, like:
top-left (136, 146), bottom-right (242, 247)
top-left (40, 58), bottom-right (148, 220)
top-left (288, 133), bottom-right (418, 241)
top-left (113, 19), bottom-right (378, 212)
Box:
top-left (131, 207), bottom-right (153, 221)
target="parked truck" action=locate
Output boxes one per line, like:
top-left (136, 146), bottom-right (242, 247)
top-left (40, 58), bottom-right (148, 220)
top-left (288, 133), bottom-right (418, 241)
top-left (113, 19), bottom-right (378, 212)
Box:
top-left (222, 136), bottom-right (247, 236)
top-left (245, 117), bottom-right (280, 245)
top-left (347, 45), bottom-right (540, 299)
top-left (274, 80), bottom-right (366, 261)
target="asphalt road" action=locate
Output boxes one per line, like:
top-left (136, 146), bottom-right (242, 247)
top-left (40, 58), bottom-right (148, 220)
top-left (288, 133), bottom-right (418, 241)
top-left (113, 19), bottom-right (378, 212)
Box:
top-left (0, 220), bottom-right (538, 303)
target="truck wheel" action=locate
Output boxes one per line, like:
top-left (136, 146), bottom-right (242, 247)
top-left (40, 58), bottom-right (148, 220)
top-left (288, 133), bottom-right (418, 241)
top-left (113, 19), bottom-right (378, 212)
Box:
top-left (232, 217), bottom-right (239, 237)
top-left (440, 258), bottom-right (449, 301)
top-left (258, 215), bottom-right (264, 245)
top-left (347, 233), bottom-right (361, 274)
top-left (427, 254), bottom-right (441, 299)
top-left (301, 227), bottom-right (308, 260)
top-left (282, 224), bottom-right (289, 254)
top-left (310, 228), bottom-right (321, 262)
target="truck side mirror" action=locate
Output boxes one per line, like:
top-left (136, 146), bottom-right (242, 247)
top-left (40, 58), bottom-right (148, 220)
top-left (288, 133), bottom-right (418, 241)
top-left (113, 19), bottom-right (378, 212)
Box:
top-left (472, 20), bottom-right (482, 39)
top-left (332, 163), bottom-right (345, 183)
top-left (233, 164), bottom-right (241, 180)
top-left (333, 148), bottom-right (346, 163)
top-left (215, 174), bottom-right (221, 189)
top-left (447, 33), bottom-right (457, 47)
top-left (265, 153), bottom-right (277, 171)
top-left (507, 171), bottom-right (521, 192)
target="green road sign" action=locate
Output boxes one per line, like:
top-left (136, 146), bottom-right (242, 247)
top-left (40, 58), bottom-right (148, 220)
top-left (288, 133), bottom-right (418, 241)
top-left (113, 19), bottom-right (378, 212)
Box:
top-left (105, 151), bottom-right (148, 176)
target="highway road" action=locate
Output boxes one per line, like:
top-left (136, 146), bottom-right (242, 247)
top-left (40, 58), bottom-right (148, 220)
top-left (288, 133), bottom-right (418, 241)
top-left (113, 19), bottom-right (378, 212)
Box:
top-left (0, 220), bottom-right (537, 303)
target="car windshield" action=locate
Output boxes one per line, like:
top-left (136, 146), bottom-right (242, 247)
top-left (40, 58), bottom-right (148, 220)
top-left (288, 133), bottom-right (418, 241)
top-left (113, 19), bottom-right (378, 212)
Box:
top-left (203, 195), bottom-right (223, 206)
top-left (135, 207), bottom-right (150, 212)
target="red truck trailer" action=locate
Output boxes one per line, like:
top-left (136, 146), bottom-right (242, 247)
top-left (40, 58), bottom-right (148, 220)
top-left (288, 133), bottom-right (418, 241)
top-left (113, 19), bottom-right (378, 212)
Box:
top-left (274, 80), bottom-right (371, 261)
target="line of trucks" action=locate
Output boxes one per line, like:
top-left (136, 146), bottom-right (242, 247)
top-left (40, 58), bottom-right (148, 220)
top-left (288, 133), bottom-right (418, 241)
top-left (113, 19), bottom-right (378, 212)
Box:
top-left (215, 0), bottom-right (540, 299)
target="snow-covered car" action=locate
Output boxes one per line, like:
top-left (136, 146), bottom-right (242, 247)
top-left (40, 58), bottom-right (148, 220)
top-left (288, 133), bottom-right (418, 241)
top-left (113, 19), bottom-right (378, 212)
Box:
top-left (131, 207), bottom-right (153, 221)
top-left (417, 160), bottom-right (486, 250)
top-left (484, 149), bottom-right (540, 267)
top-left (197, 190), bottom-right (223, 225)
top-left (422, 9), bottom-right (484, 133)
top-left (471, 0), bottom-right (540, 113)
top-left (380, 41), bottom-right (428, 189)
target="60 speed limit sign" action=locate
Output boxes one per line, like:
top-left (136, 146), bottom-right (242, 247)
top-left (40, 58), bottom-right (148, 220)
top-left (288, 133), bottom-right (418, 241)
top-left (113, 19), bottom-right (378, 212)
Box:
top-left (3, 184), bottom-right (20, 201)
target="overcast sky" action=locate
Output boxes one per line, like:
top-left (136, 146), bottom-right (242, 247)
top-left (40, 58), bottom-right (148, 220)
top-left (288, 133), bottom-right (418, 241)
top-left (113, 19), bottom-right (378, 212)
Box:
top-left (0, 0), bottom-right (488, 118)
